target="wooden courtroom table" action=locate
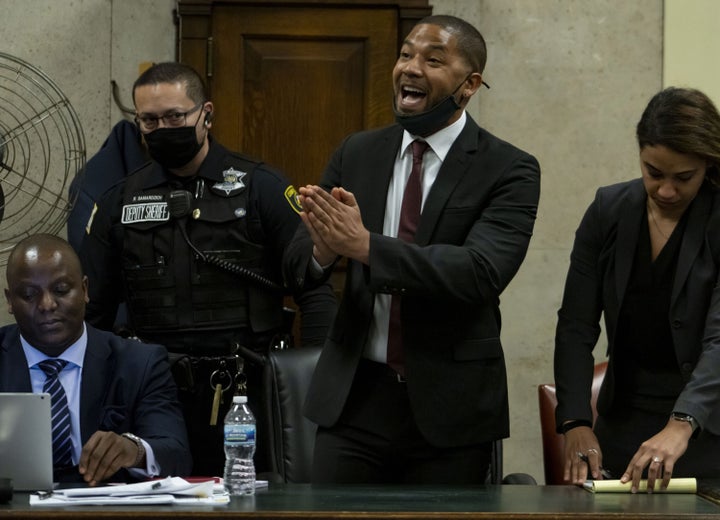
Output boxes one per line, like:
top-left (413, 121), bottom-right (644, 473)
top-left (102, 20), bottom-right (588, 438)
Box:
top-left (3, 483), bottom-right (720, 519)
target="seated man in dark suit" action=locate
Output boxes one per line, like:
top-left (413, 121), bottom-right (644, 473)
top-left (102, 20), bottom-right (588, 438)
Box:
top-left (0, 233), bottom-right (191, 485)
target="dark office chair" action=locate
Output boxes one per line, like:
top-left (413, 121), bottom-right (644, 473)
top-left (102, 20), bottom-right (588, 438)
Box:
top-left (260, 345), bottom-right (321, 483)
top-left (490, 440), bottom-right (537, 485)
top-left (537, 362), bottom-right (607, 485)
top-left (260, 345), bottom-right (536, 484)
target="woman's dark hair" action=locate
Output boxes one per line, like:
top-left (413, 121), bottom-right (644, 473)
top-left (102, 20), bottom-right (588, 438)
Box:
top-left (637, 87), bottom-right (720, 184)
top-left (132, 62), bottom-right (207, 105)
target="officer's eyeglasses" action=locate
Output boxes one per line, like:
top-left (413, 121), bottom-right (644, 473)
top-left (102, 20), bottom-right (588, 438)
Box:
top-left (135, 102), bottom-right (204, 132)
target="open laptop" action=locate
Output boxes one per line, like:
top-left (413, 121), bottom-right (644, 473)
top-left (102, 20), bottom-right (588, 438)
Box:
top-left (0, 393), bottom-right (54, 491)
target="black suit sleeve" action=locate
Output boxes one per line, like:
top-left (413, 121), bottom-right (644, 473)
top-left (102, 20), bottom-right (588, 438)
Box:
top-left (128, 342), bottom-right (192, 476)
top-left (80, 185), bottom-right (125, 331)
top-left (553, 191), bottom-right (606, 429)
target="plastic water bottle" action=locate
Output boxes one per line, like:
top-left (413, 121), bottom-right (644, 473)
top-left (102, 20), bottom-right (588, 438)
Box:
top-left (223, 395), bottom-right (256, 496)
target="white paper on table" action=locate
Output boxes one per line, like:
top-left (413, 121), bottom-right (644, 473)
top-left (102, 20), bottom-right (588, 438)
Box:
top-left (61, 477), bottom-right (214, 497)
top-left (30, 494), bottom-right (177, 506)
top-left (29, 477), bottom-right (230, 506)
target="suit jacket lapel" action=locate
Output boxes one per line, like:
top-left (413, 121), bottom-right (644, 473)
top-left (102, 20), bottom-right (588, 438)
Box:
top-left (673, 184), bottom-right (712, 301)
top-left (79, 327), bottom-right (113, 444)
top-left (0, 327), bottom-right (32, 392)
top-left (357, 128), bottom-right (402, 234)
top-left (614, 182), bottom-right (646, 306)
top-left (416, 118), bottom-right (478, 244)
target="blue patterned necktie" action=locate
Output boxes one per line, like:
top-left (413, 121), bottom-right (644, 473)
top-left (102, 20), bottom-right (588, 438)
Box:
top-left (37, 359), bottom-right (73, 468)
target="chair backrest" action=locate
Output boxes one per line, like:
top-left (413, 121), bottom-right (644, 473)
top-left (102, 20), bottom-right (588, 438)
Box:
top-left (260, 347), bottom-right (536, 485)
top-left (488, 440), bottom-right (503, 484)
top-left (261, 345), bottom-right (321, 483)
top-left (488, 440), bottom-right (537, 485)
top-left (537, 361), bottom-right (607, 485)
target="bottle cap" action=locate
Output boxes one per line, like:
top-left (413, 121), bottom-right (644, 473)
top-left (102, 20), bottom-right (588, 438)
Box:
top-left (232, 395), bottom-right (248, 404)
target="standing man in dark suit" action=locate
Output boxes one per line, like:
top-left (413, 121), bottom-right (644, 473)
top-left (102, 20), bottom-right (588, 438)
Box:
top-left (0, 234), bottom-right (191, 484)
top-left (283, 14), bottom-right (541, 484)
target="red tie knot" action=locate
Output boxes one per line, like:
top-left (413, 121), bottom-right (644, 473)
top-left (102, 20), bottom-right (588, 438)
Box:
top-left (412, 140), bottom-right (428, 165)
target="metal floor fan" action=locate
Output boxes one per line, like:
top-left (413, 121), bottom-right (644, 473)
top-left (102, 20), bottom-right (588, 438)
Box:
top-left (0, 51), bottom-right (86, 265)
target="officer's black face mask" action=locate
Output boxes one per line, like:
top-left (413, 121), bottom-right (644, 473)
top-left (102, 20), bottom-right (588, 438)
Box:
top-left (144, 121), bottom-right (203, 169)
top-left (393, 75), bottom-right (470, 137)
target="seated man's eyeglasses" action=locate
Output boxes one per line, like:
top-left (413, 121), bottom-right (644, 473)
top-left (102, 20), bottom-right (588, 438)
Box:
top-left (135, 102), bottom-right (204, 132)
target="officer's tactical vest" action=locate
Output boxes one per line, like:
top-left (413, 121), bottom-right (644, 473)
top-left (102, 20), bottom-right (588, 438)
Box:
top-left (119, 161), bottom-right (283, 342)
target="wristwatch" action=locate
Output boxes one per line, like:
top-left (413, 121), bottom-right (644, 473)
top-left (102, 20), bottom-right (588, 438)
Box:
top-left (121, 432), bottom-right (146, 468)
top-left (559, 419), bottom-right (592, 434)
top-left (671, 412), bottom-right (699, 433)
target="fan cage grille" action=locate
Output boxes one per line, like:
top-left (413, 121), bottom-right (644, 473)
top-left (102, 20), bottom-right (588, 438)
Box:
top-left (0, 51), bottom-right (86, 265)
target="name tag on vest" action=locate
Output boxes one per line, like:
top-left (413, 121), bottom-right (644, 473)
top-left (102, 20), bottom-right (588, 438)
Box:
top-left (121, 202), bottom-right (170, 224)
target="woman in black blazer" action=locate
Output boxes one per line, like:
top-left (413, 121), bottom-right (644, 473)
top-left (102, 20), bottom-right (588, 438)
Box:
top-left (554, 87), bottom-right (720, 492)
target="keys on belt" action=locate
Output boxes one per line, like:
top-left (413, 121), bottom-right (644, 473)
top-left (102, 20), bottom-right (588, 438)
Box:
top-left (205, 355), bottom-right (245, 426)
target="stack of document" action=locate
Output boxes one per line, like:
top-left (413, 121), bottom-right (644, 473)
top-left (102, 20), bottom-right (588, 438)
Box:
top-left (30, 476), bottom-right (230, 506)
top-left (583, 477), bottom-right (697, 493)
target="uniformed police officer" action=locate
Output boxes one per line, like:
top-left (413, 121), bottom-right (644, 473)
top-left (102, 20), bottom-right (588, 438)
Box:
top-left (79, 62), bottom-right (337, 476)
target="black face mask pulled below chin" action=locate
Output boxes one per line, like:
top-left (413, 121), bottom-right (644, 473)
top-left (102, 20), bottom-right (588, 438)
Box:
top-left (393, 75), bottom-right (471, 137)
top-left (393, 94), bottom-right (462, 137)
top-left (144, 126), bottom-right (203, 169)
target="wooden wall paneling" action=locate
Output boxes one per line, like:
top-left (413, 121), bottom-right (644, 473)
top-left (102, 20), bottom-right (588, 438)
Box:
top-left (211, 5), bottom-right (396, 189)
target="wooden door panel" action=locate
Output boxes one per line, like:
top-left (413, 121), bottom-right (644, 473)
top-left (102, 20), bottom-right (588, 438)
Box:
top-left (212, 5), bottom-right (397, 188)
top-left (242, 39), bottom-right (364, 189)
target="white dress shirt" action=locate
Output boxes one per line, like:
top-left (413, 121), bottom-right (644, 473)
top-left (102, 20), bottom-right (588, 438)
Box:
top-left (363, 111), bottom-right (468, 363)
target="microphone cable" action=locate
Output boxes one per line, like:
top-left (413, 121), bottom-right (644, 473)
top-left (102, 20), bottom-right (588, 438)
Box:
top-left (167, 189), bottom-right (284, 292)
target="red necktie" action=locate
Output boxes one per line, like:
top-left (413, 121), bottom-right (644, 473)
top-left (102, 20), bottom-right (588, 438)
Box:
top-left (387, 140), bottom-right (428, 376)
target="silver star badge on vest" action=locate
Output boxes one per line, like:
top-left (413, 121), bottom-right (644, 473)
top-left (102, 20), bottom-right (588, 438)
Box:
top-left (212, 167), bottom-right (247, 195)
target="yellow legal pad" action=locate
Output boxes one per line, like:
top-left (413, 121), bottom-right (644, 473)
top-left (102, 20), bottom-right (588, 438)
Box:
top-left (583, 477), bottom-right (697, 493)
